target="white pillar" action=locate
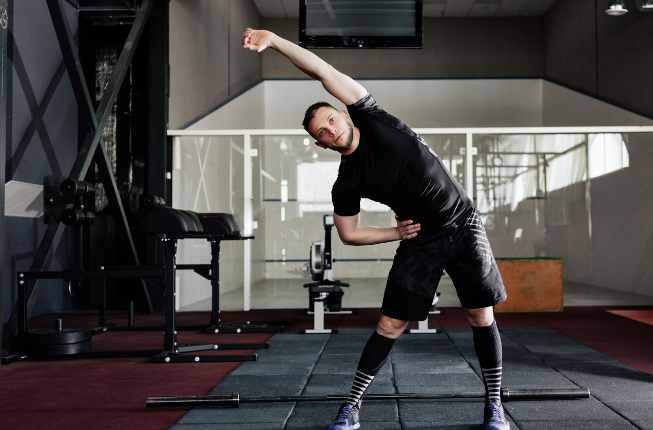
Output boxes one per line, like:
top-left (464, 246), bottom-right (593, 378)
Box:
top-left (466, 132), bottom-right (474, 202)
top-left (243, 134), bottom-right (252, 311)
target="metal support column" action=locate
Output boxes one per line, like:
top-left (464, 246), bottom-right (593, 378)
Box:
top-left (585, 135), bottom-right (593, 277)
top-left (243, 134), bottom-right (252, 311)
top-left (465, 132), bottom-right (474, 203)
top-left (0, 0), bottom-right (8, 356)
top-left (146, 0), bottom-right (169, 203)
top-left (163, 238), bottom-right (177, 352)
top-left (210, 240), bottom-right (221, 327)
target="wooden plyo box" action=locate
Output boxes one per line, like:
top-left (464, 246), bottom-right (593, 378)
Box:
top-left (494, 258), bottom-right (563, 313)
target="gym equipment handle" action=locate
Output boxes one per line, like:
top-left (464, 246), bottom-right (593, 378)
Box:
top-left (60, 179), bottom-right (96, 197)
top-left (145, 388), bottom-right (590, 408)
top-left (501, 388), bottom-right (590, 401)
top-left (61, 208), bottom-right (96, 226)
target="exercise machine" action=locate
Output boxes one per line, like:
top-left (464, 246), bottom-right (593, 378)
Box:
top-left (404, 290), bottom-right (445, 334)
top-left (302, 215), bottom-right (356, 334)
top-left (141, 201), bottom-right (287, 335)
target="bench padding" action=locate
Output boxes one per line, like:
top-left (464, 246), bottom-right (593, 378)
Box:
top-left (139, 207), bottom-right (242, 237)
top-left (139, 207), bottom-right (203, 234)
top-left (195, 213), bottom-right (241, 237)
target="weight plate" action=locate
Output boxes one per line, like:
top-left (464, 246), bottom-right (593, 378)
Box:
top-left (25, 339), bottom-right (92, 357)
top-left (24, 327), bottom-right (92, 345)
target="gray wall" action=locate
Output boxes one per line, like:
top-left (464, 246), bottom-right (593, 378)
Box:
top-left (545, 0), bottom-right (653, 118)
top-left (539, 133), bottom-right (653, 297)
top-left (168, 0), bottom-right (262, 129)
top-left (542, 0), bottom-right (653, 296)
top-left (588, 133), bottom-right (653, 296)
top-left (262, 17), bottom-right (544, 79)
top-left (590, 134), bottom-right (653, 296)
top-left (3, 0), bottom-right (78, 323)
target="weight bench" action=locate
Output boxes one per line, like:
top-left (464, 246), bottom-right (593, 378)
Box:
top-left (140, 200), bottom-right (287, 334)
top-left (139, 207), bottom-right (279, 363)
top-left (10, 206), bottom-right (268, 364)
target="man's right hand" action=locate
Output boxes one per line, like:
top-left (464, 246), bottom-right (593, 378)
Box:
top-left (242, 28), bottom-right (275, 53)
top-left (395, 215), bottom-right (420, 240)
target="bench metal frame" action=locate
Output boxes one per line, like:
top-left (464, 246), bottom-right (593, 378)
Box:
top-left (2, 233), bottom-right (266, 365)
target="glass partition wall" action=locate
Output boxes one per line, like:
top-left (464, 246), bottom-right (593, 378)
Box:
top-left (171, 135), bottom-right (245, 311)
top-left (170, 128), bottom-right (653, 311)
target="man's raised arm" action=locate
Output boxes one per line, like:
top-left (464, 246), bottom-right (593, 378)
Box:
top-left (242, 28), bottom-right (367, 106)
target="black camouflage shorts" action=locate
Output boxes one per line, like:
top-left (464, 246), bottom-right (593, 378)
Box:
top-left (381, 207), bottom-right (507, 321)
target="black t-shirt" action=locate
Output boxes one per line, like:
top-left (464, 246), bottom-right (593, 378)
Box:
top-left (331, 93), bottom-right (472, 233)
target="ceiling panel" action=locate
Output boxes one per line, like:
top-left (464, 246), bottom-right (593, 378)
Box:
top-left (495, 0), bottom-right (529, 16)
top-left (423, 2), bottom-right (447, 17)
top-left (280, 0), bottom-right (299, 18)
top-left (253, 0), bottom-right (287, 18)
top-left (443, 0), bottom-right (475, 17)
top-left (469, 3), bottom-right (500, 17)
top-left (521, 0), bottom-right (557, 16)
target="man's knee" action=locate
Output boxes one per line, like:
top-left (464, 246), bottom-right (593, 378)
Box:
top-left (463, 306), bottom-right (494, 327)
top-left (376, 316), bottom-right (408, 339)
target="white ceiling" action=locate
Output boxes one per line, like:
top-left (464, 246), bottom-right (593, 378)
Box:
top-left (252, 0), bottom-right (558, 19)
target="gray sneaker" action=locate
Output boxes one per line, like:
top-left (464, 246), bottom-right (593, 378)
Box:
top-left (328, 403), bottom-right (360, 430)
top-left (483, 399), bottom-right (510, 430)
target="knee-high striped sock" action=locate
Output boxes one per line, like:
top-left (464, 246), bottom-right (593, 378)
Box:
top-left (471, 320), bottom-right (503, 403)
top-left (346, 331), bottom-right (395, 409)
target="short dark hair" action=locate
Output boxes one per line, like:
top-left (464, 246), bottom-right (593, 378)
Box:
top-left (302, 101), bottom-right (336, 138)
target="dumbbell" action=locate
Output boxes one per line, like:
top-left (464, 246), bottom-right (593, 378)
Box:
top-left (61, 208), bottom-right (96, 226)
top-left (143, 194), bottom-right (166, 208)
top-left (60, 179), bottom-right (96, 197)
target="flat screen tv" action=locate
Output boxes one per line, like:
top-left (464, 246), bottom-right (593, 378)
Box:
top-left (299, 0), bottom-right (423, 49)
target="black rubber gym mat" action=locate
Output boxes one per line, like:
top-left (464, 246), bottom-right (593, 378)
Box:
top-left (169, 327), bottom-right (653, 429)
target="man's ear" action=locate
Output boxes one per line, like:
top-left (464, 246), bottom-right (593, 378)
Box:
top-left (315, 141), bottom-right (327, 149)
top-left (340, 110), bottom-right (353, 126)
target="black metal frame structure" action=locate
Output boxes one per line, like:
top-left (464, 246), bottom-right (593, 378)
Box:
top-left (152, 235), bottom-right (268, 363)
top-left (2, 0), bottom-right (156, 359)
top-left (177, 238), bottom-right (286, 335)
top-left (103, 231), bottom-right (285, 334)
top-left (5, 232), bottom-right (267, 364)
top-left (0, 0), bottom-right (8, 359)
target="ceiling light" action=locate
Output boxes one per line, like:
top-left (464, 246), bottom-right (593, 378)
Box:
top-left (636, 0), bottom-right (653, 10)
top-left (606, 0), bottom-right (628, 15)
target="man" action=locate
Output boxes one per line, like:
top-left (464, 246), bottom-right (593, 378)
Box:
top-left (242, 28), bottom-right (510, 430)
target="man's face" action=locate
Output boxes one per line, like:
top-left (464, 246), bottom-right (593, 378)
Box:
top-left (309, 107), bottom-right (354, 153)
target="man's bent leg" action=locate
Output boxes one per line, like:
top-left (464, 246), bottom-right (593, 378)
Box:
top-left (464, 307), bottom-right (509, 430)
top-left (348, 316), bottom-right (407, 408)
top-left (328, 316), bottom-right (407, 430)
